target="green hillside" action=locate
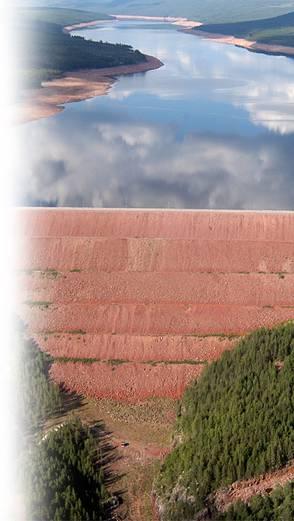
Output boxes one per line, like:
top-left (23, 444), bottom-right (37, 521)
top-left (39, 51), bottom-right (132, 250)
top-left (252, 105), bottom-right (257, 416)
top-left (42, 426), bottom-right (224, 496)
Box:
top-left (25, 419), bottom-right (111, 521)
top-left (156, 323), bottom-right (294, 520)
top-left (16, 7), bottom-right (112, 25)
top-left (16, 8), bottom-right (146, 88)
top-left (198, 11), bottom-right (294, 47)
top-left (18, 333), bottom-right (62, 433)
top-left (18, 329), bottom-right (117, 520)
top-left (17, 0), bottom-right (294, 24)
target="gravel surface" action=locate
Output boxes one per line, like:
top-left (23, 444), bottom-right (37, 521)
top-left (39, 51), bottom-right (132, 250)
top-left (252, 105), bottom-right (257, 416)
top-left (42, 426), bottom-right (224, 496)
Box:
top-left (16, 209), bottom-right (294, 402)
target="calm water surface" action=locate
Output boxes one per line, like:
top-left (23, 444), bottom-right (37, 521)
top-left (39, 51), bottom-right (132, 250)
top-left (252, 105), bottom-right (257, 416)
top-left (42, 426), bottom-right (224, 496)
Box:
top-left (17, 21), bottom-right (294, 209)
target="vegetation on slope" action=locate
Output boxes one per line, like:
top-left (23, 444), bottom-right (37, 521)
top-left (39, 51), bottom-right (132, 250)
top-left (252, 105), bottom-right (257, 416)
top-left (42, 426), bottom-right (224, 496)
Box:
top-left (16, 7), bottom-right (112, 26)
top-left (18, 0), bottom-right (294, 24)
top-left (156, 323), bottom-right (294, 520)
top-left (218, 482), bottom-right (294, 520)
top-left (16, 8), bottom-right (146, 88)
top-left (25, 419), bottom-right (110, 521)
top-left (18, 335), bottom-right (61, 433)
top-left (197, 11), bottom-right (294, 47)
top-left (18, 328), bottom-right (116, 520)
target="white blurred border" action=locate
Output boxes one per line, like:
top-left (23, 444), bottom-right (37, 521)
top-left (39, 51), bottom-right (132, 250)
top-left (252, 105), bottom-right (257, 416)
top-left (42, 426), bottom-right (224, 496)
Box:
top-left (0, 0), bottom-right (18, 519)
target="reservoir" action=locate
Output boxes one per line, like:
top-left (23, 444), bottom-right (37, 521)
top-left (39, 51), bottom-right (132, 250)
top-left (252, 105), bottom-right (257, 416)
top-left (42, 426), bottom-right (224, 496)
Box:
top-left (17, 20), bottom-right (294, 209)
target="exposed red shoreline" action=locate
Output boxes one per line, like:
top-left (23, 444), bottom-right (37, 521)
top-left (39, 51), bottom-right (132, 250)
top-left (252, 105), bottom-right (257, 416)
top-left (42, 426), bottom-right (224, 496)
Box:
top-left (187, 28), bottom-right (294, 58)
top-left (66, 14), bottom-right (294, 58)
top-left (14, 13), bottom-right (294, 125)
top-left (112, 14), bottom-right (202, 29)
top-left (109, 14), bottom-right (294, 58)
top-left (65, 14), bottom-right (202, 32)
top-left (13, 54), bottom-right (163, 124)
top-left (63, 18), bottom-right (114, 32)
top-left (13, 14), bottom-right (200, 125)
top-left (14, 13), bottom-right (164, 125)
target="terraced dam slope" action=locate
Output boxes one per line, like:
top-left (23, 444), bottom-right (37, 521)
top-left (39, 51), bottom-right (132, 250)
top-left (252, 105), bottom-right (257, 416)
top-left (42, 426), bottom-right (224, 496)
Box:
top-left (16, 209), bottom-right (294, 403)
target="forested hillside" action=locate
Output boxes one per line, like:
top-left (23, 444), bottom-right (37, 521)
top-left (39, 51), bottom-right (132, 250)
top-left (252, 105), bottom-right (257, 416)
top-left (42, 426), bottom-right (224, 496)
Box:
top-left (198, 11), bottom-right (294, 47)
top-left (19, 335), bottom-right (61, 433)
top-left (25, 419), bottom-right (111, 521)
top-left (18, 328), bottom-right (118, 520)
top-left (156, 323), bottom-right (294, 520)
top-left (16, 8), bottom-right (146, 88)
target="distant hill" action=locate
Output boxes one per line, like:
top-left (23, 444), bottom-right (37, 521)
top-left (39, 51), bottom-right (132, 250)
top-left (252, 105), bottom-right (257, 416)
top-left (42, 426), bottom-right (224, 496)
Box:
top-left (156, 323), bottom-right (294, 520)
top-left (16, 0), bottom-right (294, 23)
top-left (197, 11), bottom-right (294, 47)
top-left (16, 6), bottom-right (112, 25)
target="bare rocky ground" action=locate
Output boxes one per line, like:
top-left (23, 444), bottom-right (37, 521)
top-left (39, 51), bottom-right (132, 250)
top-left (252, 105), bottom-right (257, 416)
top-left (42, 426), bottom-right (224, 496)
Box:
top-left (45, 394), bottom-right (176, 521)
top-left (213, 460), bottom-right (294, 512)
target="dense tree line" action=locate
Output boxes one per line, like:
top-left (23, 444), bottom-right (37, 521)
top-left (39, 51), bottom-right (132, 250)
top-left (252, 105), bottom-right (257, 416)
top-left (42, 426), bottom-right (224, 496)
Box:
top-left (17, 327), bottom-right (116, 520)
top-left (218, 482), bottom-right (294, 520)
top-left (18, 335), bottom-right (61, 433)
top-left (16, 17), bottom-right (146, 88)
top-left (156, 323), bottom-right (294, 520)
top-left (25, 419), bottom-right (110, 521)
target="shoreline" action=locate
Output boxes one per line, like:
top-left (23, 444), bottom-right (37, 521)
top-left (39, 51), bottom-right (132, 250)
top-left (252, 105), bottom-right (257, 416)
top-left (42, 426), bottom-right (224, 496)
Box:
top-left (113, 14), bottom-right (202, 29)
top-left (186, 28), bottom-right (294, 58)
top-left (15, 14), bottom-right (294, 125)
top-left (68, 14), bottom-right (294, 58)
top-left (63, 18), bottom-right (114, 32)
top-left (65, 14), bottom-right (203, 32)
top-left (14, 54), bottom-right (163, 125)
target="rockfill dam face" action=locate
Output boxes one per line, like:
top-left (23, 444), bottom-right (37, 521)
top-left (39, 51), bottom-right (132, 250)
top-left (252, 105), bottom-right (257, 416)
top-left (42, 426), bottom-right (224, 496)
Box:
top-left (16, 209), bottom-right (294, 402)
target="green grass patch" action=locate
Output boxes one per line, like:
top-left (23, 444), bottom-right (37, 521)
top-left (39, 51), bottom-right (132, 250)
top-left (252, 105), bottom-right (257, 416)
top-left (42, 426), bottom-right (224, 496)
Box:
top-left (55, 357), bottom-right (100, 364)
top-left (108, 359), bottom-right (127, 366)
top-left (54, 357), bottom-right (127, 366)
top-left (54, 357), bottom-right (208, 367)
top-left (66, 329), bottom-right (86, 335)
top-left (146, 360), bottom-right (207, 366)
top-left (19, 268), bottom-right (61, 278)
top-left (189, 333), bottom-right (240, 340)
top-left (41, 269), bottom-right (60, 279)
top-left (24, 301), bottom-right (52, 309)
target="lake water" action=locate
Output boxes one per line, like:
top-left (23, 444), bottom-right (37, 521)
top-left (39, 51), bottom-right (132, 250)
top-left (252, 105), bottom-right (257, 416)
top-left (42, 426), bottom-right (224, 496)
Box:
top-left (17, 20), bottom-right (294, 209)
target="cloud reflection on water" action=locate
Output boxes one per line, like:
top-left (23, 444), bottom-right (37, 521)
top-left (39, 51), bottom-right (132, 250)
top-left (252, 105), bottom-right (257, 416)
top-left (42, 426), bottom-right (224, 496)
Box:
top-left (17, 118), bottom-right (294, 209)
